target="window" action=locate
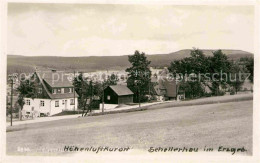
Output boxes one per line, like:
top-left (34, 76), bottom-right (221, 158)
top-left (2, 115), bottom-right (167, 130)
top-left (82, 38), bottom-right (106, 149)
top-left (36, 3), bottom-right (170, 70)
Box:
top-left (40, 100), bottom-right (44, 107)
top-left (26, 100), bottom-right (30, 105)
top-left (70, 99), bottom-right (74, 105)
top-left (68, 88), bottom-right (73, 93)
top-left (38, 88), bottom-right (42, 94)
top-left (55, 101), bottom-right (59, 107)
top-left (64, 88), bottom-right (70, 93)
top-left (107, 95), bottom-right (110, 100)
top-left (62, 100), bottom-right (65, 105)
top-left (52, 89), bottom-right (56, 94)
top-left (57, 88), bottom-right (61, 94)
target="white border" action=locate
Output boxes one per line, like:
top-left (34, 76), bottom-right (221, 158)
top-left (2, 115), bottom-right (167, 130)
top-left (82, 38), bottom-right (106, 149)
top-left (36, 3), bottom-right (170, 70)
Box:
top-left (1, 0), bottom-right (259, 162)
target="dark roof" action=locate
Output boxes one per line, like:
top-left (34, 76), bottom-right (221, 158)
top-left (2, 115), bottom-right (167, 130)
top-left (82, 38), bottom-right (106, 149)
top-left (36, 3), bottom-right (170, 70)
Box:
top-left (163, 80), bottom-right (176, 97)
top-left (37, 71), bottom-right (74, 88)
top-left (108, 85), bottom-right (134, 96)
top-left (153, 79), bottom-right (176, 97)
top-left (35, 72), bottom-right (78, 99)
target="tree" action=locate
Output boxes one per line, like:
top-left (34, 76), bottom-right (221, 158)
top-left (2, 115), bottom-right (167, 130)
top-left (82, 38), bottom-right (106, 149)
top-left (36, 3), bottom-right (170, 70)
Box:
top-left (106, 74), bottom-right (119, 86)
top-left (241, 57), bottom-right (254, 83)
top-left (168, 48), bottom-right (209, 99)
top-left (177, 80), bottom-right (205, 99)
top-left (73, 73), bottom-right (92, 116)
top-left (16, 79), bottom-right (37, 120)
top-left (6, 100), bottom-right (19, 117)
top-left (73, 73), bottom-right (86, 109)
top-left (73, 73), bottom-right (119, 116)
top-left (126, 50), bottom-right (151, 102)
top-left (17, 95), bottom-right (25, 120)
top-left (228, 63), bottom-right (245, 94)
top-left (246, 58), bottom-right (254, 83)
top-left (208, 50), bottom-right (231, 95)
top-left (100, 73), bottom-right (119, 90)
top-left (189, 48), bottom-right (210, 74)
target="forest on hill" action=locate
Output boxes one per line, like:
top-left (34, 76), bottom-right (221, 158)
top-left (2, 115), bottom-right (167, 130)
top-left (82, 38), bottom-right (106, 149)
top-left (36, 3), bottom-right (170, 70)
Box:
top-left (7, 49), bottom-right (253, 74)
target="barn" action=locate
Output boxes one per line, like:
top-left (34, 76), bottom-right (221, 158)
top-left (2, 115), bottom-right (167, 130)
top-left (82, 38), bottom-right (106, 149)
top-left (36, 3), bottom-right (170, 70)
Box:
top-left (104, 85), bottom-right (134, 104)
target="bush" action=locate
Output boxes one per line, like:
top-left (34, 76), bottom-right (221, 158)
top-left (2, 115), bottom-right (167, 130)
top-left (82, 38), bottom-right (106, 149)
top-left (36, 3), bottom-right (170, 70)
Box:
top-left (89, 100), bottom-right (100, 110)
top-left (218, 91), bottom-right (225, 96)
top-left (6, 106), bottom-right (19, 116)
top-left (230, 89), bottom-right (235, 95)
top-left (133, 94), bottom-right (149, 103)
top-left (140, 95), bottom-right (149, 102)
top-left (204, 93), bottom-right (212, 97)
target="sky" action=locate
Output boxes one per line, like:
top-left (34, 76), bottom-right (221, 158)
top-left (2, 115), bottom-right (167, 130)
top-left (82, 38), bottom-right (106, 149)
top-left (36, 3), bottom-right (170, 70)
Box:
top-left (7, 3), bottom-right (254, 56)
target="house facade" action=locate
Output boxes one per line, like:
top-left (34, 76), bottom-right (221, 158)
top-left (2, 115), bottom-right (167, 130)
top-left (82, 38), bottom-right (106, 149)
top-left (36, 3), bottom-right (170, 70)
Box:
top-left (153, 79), bottom-right (177, 101)
top-left (22, 70), bottom-right (78, 116)
top-left (151, 67), bottom-right (177, 101)
top-left (104, 85), bottom-right (133, 104)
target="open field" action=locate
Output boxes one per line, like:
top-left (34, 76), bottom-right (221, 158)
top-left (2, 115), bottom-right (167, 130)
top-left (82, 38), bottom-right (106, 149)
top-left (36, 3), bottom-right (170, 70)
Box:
top-left (6, 100), bottom-right (252, 156)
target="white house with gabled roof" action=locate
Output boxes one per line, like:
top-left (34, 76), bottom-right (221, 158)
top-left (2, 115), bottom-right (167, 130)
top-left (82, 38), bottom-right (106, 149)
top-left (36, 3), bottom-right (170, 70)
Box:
top-left (22, 70), bottom-right (78, 117)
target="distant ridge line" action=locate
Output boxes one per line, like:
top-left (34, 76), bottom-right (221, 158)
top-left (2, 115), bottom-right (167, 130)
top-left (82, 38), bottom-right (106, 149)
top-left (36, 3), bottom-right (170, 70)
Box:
top-left (7, 49), bottom-right (253, 57)
top-left (7, 49), bottom-right (253, 74)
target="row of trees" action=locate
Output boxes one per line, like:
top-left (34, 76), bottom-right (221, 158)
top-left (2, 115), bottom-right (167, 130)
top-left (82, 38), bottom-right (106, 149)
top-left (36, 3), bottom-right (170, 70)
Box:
top-left (75, 49), bottom-right (254, 103)
top-left (168, 48), bottom-right (254, 99)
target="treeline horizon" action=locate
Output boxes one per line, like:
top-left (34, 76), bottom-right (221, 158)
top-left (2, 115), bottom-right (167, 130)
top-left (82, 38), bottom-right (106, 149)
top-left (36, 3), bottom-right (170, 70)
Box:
top-left (7, 49), bottom-right (253, 75)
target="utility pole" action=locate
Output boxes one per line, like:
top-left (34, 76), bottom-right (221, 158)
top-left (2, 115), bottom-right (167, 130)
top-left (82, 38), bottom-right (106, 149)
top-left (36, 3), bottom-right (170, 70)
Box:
top-left (138, 84), bottom-right (140, 108)
top-left (148, 80), bottom-right (151, 101)
top-left (135, 80), bottom-right (141, 108)
top-left (73, 70), bottom-right (76, 113)
top-left (6, 95), bottom-right (8, 118)
top-left (89, 80), bottom-right (93, 116)
top-left (10, 78), bottom-right (13, 126)
top-left (102, 82), bottom-right (104, 113)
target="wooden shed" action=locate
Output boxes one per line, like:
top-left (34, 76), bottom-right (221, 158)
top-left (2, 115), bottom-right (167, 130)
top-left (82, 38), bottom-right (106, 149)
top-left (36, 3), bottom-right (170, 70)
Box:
top-left (104, 85), bottom-right (134, 104)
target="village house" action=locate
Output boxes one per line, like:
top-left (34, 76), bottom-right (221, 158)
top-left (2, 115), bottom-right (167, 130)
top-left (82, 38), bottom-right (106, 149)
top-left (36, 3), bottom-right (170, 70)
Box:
top-left (151, 67), bottom-right (177, 101)
top-left (153, 79), bottom-right (177, 101)
top-left (22, 70), bottom-right (78, 117)
top-left (104, 85), bottom-right (134, 104)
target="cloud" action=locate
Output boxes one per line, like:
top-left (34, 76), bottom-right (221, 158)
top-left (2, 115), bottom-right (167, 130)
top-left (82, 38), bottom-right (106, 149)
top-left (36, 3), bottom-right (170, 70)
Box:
top-left (101, 17), bottom-right (127, 35)
top-left (7, 4), bottom-right (254, 56)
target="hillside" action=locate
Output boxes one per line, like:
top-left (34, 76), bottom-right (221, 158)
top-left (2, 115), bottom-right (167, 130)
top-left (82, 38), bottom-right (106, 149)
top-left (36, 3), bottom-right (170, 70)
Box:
top-left (7, 49), bottom-right (253, 74)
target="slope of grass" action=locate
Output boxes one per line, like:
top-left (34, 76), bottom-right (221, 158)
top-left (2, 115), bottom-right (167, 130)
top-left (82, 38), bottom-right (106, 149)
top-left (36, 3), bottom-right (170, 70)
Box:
top-left (6, 100), bottom-right (252, 156)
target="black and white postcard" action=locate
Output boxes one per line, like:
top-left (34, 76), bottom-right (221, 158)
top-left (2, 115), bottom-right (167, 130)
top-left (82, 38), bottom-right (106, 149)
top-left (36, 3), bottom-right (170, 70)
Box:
top-left (1, 0), bottom-right (260, 162)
